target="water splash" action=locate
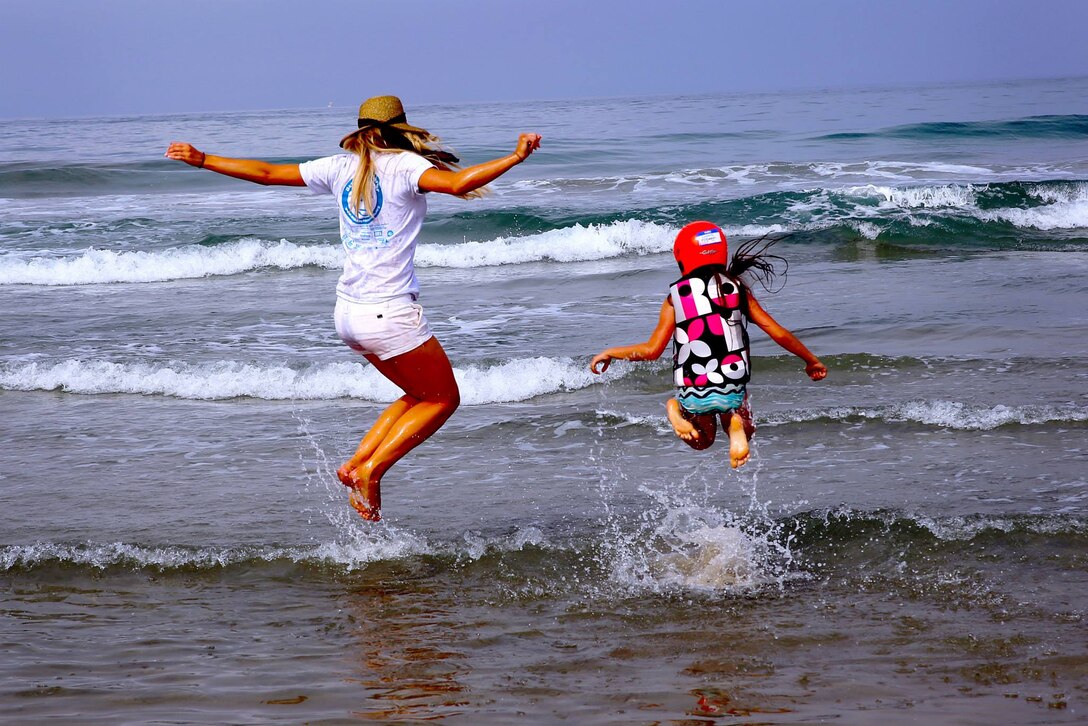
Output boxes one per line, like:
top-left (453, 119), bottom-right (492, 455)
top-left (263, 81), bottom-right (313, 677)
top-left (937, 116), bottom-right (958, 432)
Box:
top-left (291, 407), bottom-right (431, 564)
top-left (590, 406), bottom-right (805, 595)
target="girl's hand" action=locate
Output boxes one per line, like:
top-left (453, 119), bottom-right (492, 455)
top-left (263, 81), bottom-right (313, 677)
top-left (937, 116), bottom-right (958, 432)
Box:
top-left (806, 360), bottom-right (827, 381)
top-left (514, 133), bottom-right (542, 161)
top-left (590, 352), bottom-right (612, 374)
top-left (164, 142), bottom-right (207, 168)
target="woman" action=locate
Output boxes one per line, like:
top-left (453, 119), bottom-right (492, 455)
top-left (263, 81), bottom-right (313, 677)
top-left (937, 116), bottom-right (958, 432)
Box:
top-left (165, 95), bottom-right (541, 522)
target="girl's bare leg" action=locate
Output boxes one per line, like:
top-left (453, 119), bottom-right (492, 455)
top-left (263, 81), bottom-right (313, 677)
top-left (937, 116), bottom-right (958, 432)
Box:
top-left (725, 412), bottom-right (750, 468)
top-left (666, 399), bottom-right (716, 450)
top-left (666, 398), bottom-right (697, 440)
top-left (342, 336), bottom-right (460, 521)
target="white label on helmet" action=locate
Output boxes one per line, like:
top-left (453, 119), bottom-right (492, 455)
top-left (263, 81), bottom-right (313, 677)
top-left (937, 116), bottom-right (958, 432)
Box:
top-left (694, 229), bottom-right (722, 246)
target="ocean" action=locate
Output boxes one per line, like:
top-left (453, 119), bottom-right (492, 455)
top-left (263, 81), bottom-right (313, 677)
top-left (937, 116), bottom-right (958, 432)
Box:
top-left (1, 76), bottom-right (1086, 723)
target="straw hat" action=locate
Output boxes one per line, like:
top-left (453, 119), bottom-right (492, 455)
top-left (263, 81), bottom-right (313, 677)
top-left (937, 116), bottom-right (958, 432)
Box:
top-left (339, 95), bottom-right (427, 148)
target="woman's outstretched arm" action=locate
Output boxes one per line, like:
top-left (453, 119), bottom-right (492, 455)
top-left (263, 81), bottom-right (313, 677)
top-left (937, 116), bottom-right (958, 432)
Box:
top-left (164, 142), bottom-right (306, 186)
top-left (418, 133), bottom-right (541, 196)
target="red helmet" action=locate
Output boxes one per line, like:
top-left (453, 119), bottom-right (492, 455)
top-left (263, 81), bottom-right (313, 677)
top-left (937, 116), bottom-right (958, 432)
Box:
top-left (673, 221), bottom-right (728, 274)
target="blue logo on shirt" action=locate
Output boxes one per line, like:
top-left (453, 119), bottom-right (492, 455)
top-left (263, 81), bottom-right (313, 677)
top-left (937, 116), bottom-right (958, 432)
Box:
top-left (341, 175), bottom-right (383, 225)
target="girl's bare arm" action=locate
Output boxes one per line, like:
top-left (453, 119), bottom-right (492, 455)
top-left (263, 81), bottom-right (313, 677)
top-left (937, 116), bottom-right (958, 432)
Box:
top-left (164, 142), bottom-right (306, 186)
top-left (590, 299), bottom-right (676, 374)
top-left (746, 290), bottom-right (827, 380)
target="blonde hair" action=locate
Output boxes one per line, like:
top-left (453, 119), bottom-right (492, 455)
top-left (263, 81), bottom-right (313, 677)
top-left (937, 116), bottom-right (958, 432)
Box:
top-left (342, 125), bottom-right (483, 216)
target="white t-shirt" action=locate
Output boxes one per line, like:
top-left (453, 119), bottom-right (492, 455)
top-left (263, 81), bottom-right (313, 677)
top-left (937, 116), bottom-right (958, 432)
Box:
top-left (299, 151), bottom-right (434, 302)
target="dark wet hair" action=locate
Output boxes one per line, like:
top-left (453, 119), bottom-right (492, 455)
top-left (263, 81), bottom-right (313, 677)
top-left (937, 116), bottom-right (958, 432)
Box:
top-left (726, 233), bottom-right (790, 294)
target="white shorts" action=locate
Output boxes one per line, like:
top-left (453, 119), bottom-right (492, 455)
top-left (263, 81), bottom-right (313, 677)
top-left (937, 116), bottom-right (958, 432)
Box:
top-left (334, 294), bottom-right (433, 361)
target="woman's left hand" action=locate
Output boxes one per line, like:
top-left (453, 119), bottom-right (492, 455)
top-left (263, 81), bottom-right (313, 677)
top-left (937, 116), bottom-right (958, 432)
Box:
top-left (164, 142), bottom-right (207, 168)
top-left (514, 133), bottom-right (542, 161)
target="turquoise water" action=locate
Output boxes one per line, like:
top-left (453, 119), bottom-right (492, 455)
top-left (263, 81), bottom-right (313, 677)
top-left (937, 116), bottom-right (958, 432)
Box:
top-left (1, 77), bottom-right (1086, 722)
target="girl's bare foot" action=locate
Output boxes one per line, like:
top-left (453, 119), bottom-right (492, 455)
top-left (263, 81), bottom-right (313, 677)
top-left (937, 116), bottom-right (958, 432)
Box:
top-left (727, 413), bottom-right (750, 468)
top-left (666, 398), bottom-right (699, 441)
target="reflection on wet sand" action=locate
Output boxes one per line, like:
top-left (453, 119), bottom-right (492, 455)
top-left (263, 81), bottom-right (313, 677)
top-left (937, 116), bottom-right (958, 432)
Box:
top-left (342, 580), bottom-right (470, 721)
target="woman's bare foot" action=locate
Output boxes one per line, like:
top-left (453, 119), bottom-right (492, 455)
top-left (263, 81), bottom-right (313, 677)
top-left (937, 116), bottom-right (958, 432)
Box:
top-left (666, 398), bottom-right (699, 441)
top-left (727, 413), bottom-right (750, 468)
top-left (348, 488), bottom-right (381, 522)
top-left (338, 464), bottom-right (381, 521)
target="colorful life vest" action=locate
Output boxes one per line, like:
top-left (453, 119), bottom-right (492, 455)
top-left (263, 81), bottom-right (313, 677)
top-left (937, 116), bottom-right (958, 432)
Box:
top-left (669, 266), bottom-right (750, 403)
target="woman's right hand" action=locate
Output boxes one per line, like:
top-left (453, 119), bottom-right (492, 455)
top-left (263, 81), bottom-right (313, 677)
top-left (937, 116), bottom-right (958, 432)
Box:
top-left (590, 352), bottom-right (612, 374)
top-left (164, 142), bottom-right (207, 168)
top-left (514, 133), bottom-right (542, 161)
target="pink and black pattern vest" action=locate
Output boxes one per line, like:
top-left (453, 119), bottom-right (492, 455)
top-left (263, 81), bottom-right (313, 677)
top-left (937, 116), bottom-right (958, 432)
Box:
top-left (669, 266), bottom-right (751, 401)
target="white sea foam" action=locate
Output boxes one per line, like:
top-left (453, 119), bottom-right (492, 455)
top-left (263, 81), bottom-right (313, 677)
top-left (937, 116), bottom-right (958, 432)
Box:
top-left (602, 400), bottom-right (1087, 433)
top-left (0, 188), bottom-right (319, 223)
top-left (845, 183), bottom-right (980, 209)
top-left (0, 356), bottom-right (602, 403)
top-left (4, 514), bottom-right (1080, 574)
top-left (762, 400), bottom-right (1088, 430)
top-left (0, 536), bottom-right (430, 572)
top-left (595, 408), bottom-right (673, 435)
top-left (839, 180), bottom-right (1088, 232)
top-left (0, 525), bottom-right (558, 572)
top-left (820, 508), bottom-right (1087, 541)
top-left (0, 218), bottom-right (794, 288)
top-left (912, 513), bottom-right (1088, 541)
top-left (506, 160), bottom-right (1014, 196)
top-left (414, 219), bottom-right (673, 267)
top-left (981, 183), bottom-right (1088, 230)
top-left (0, 238), bottom-right (341, 286)
top-left (5, 180), bottom-right (1083, 288)
top-left (849, 220), bottom-right (882, 239)
top-left (0, 220), bottom-right (679, 286)
top-left (0, 541), bottom-right (251, 570)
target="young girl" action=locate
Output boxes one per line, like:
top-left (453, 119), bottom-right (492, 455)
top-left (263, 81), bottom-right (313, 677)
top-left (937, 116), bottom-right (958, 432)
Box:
top-left (590, 221), bottom-right (827, 468)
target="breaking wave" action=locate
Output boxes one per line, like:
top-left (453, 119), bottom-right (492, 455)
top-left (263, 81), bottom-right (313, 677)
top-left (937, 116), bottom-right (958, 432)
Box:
top-left (0, 355), bottom-right (602, 403)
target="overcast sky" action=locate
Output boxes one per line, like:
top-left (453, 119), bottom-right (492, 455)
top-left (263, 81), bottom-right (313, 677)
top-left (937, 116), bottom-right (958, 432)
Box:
top-left (2, 0), bottom-right (1086, 119)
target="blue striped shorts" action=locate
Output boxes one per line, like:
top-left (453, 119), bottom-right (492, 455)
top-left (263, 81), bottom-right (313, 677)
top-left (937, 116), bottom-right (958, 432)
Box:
top-left (677, 388), bottom-right (746, 415)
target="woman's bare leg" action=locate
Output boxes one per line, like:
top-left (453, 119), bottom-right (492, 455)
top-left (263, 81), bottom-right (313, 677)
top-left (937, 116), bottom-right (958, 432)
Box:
top-left (342, 336), bottom-right (460, 520)
top-left (337, 395), bottom-right (416, 486)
